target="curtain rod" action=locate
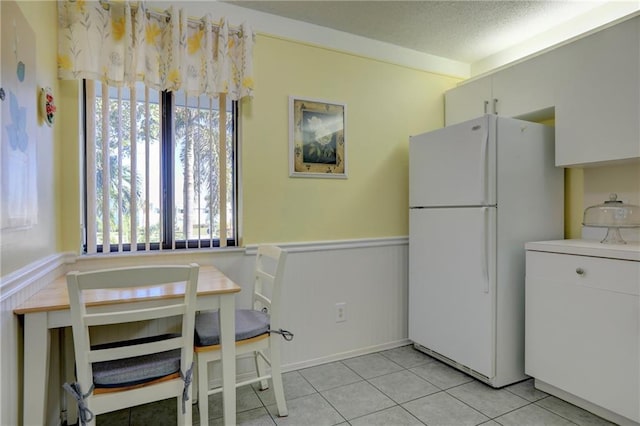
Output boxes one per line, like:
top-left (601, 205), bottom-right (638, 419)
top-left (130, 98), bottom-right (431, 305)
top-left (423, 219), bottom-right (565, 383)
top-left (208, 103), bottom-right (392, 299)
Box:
top-left (92, 0), bottom-right (245, 36)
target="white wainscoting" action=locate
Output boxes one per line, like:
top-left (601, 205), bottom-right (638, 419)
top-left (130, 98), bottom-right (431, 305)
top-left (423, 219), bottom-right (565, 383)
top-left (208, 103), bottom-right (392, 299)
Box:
top-left (1, 253), bottom-right (73, 426)
top-left (264, 237), bottom-right (410, 370)
top-left (2, 237), bottom-right (409, 424)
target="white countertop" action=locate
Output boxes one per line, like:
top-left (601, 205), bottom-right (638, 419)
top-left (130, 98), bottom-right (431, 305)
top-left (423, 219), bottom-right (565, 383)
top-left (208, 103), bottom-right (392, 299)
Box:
top-left (525, 239), bottom-right (640, 261)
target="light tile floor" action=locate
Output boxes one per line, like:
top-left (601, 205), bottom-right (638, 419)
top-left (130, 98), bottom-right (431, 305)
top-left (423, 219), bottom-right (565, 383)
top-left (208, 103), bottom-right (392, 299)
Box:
top-left (96, 345), bottom-right (615, 426)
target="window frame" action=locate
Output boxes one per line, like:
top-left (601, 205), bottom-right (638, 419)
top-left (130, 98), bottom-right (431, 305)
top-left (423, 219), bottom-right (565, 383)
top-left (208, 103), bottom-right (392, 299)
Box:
top-left (82, 81), bottom-right (239, 254)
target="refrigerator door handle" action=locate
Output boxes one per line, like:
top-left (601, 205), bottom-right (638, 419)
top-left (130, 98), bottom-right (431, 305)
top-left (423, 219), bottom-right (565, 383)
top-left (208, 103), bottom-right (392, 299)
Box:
top-left (481, 207), bottom-right (490, 293)
top-left (479, 127), bottom-right (489, 205)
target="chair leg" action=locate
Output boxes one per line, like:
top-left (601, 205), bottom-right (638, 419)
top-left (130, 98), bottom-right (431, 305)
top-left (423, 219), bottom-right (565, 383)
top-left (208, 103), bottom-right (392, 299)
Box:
top-left (192, 360), bottom-right (199, 404)
top-left (254, 350), bottom-right (269, 391)
top-left (197, 353), bottom-right (210, 426)
top-left (177, 396), bottom-right (184, 426)
top-left (183, 382), bottom-right (193, 426)
top-left (85, 402), bottom-right (97, 426)
top-left (269, 339), bottom-right (288, 417)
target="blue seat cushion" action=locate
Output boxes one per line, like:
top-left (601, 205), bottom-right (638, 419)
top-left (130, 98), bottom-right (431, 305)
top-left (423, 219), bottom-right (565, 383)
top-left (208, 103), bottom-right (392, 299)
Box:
top-left (91, 334), bottom-right (181, 388)
top-left (195, 309), bottom-right (270, 347)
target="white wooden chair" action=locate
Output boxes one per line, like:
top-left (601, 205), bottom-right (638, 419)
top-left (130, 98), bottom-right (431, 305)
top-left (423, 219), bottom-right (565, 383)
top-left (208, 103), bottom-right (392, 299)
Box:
top-left (64, 264), bottom-right (199, 426)
top-left (194, 245), bottom-right (291, 425)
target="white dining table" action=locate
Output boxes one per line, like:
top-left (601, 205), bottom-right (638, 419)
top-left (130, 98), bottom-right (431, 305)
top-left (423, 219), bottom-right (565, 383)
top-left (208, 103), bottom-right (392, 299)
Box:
top-left (14, 265), bottom-right (241, 426)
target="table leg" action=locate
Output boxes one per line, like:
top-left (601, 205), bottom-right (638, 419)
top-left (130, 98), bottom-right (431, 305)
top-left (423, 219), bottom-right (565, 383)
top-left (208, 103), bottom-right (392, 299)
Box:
top-left (63, 327), bottom-right (78, 424)
top-left (218, 294), bottom-right (236, 426)
top-left (23, 312), bottom-right (50, 426)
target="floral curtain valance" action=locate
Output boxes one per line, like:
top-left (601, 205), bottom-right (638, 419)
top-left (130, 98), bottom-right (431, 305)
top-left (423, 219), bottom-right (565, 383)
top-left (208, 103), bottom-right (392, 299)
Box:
top-left (57, 0), bottom-right (254, 99)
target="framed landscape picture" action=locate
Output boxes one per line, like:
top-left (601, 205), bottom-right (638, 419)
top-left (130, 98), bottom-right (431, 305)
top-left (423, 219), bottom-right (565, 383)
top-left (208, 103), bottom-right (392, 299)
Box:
top-left (289, 96), bottom-right (347, 178)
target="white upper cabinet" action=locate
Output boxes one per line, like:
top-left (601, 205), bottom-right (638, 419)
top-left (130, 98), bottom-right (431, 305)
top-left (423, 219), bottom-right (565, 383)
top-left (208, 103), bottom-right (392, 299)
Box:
top-left (555, 16), bottom-right (640, 167)
top-left (444, 78), bottom-right (492, 126)
top-left (445, 16), bottom-right (640, 167)
top-left (491, 51), bottom-right (559, 120)
top-left (445, 51), bottom-right (559, 126)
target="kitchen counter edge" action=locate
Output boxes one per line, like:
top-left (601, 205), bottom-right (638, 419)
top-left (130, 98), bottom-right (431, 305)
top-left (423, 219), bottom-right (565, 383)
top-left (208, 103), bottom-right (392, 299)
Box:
top-left (525, 239), bottom-right (640, 262)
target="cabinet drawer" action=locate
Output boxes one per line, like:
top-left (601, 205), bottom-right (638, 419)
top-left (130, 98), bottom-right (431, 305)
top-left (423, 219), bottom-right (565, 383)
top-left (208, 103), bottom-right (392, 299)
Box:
top-left (526, 250), bottom-right (640, 296)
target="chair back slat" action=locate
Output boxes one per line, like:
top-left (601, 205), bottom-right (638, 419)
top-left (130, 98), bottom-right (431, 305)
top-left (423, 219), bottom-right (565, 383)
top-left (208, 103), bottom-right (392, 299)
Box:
top-left (84, 304), bottom-right (186, 327)
top-left (66, 263), bottom-right (199, 421)
top-left (88, 336), bottom-right (185, 363)
top-left (255, 269), bottom-right (275, 283)
top-left (252, 246), bottom-right (287, 328)
top-left (252, 293), bottom-right (271, 310)
top-left (70, 265), bottom-right (198, 290)
top-left (195, 246), bottom-right (290, 425)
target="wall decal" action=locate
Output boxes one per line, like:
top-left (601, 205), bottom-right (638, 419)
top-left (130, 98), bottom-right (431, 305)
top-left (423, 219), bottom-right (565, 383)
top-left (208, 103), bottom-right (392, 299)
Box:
top-left (40, 87), bottom-right (56, 127)
top-left (1, 0), bottom-right (38, 230)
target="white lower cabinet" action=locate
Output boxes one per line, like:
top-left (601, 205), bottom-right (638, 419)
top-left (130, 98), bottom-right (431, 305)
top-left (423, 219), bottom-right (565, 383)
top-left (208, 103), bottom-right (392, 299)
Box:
top-left (525, 240), bottom-right (640, 426)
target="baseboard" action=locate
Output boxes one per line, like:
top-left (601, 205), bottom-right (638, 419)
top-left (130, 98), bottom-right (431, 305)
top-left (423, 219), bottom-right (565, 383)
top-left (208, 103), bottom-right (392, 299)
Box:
top-left (204, 338), bottom-right (411, 389)
top-left (281, 338), bottom-right (411, 372)
top-left (534, 379), bottom-right (640, 426)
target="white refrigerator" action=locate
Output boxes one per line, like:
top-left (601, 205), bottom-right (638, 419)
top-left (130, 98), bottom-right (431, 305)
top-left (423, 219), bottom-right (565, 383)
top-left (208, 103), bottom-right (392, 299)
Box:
top-left (409, 114), bottom-right (563, 388)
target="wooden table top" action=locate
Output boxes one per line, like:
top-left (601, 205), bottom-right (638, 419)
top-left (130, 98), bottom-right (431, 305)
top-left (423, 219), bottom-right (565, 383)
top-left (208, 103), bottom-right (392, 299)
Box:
top-left (14, 265), bottom-right (241, 315)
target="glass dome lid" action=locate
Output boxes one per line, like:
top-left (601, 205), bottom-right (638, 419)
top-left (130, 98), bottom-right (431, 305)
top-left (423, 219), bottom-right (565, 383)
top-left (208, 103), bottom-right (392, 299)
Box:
top-left (583, 193), bottom-right (640, 244)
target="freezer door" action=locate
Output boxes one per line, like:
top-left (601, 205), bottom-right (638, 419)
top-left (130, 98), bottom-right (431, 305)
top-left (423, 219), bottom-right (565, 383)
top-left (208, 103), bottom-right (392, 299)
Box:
top-left (409, 115), bottom-right (496, 207)
top-left (409, 207), bottom-right (496, 378)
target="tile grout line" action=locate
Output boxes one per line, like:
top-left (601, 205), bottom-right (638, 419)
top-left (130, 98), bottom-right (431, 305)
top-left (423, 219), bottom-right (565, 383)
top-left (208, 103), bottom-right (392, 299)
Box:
top-left (317, 360), bottom-right (358, 425)
top-left (291, 364), bottom-right (350, 425)
top-left (530, 399), bottom-right (587, 426)
top-left (110, 345), bottom-right (612, 426)
top-left (357, 362), bottom-right (430, 426)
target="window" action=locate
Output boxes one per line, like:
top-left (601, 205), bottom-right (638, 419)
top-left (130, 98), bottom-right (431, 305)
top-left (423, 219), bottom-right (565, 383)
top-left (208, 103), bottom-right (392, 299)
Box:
top-left (83, 80), bottom-right (237, 254)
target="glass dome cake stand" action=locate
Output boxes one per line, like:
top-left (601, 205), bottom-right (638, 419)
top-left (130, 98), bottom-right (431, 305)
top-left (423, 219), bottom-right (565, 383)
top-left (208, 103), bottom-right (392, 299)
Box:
top-left (582, 193), bottom-right (640, 244)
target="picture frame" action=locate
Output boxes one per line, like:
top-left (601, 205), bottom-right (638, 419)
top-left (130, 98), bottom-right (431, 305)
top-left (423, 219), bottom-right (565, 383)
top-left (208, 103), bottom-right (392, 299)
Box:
top-left (289, 96), bottom-right (347, 178)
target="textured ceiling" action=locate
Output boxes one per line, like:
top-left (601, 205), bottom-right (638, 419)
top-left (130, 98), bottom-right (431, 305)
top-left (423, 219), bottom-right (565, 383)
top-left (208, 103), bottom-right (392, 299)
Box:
top-left (223, 1), bottom-right (607, 63)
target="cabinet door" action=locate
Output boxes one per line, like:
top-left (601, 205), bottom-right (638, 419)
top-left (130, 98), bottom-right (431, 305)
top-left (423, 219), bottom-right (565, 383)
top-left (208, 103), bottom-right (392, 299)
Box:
top-left (446, 51), bottom-right (558, 126)
top-left (525, 251), bottom-right (640, 422)
top-left (491, 50), bottom-right (559, 120)
top-left (444, 77), bottom-right (492, 125)
top-left (554, 17), bottom-right (640, 166)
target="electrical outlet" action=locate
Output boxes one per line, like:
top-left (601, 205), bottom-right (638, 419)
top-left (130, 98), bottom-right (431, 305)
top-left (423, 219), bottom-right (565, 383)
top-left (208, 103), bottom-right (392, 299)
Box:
top-left (335, 302), bottom-right (346, 323)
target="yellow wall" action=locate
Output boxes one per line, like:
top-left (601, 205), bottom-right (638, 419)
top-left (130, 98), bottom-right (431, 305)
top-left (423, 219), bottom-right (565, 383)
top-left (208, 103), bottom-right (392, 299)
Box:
top-left (583, 162), bottom-right (640, 211)
top-left (2, 4), bottom-right (61, 425)
top-left (6, 2), bottom-right (610, 260)
top-left (1, 1), bottom-right (59, 275)
top-left (241, 35), bottom-right (460, 244)
top-left (54, 34), bottom-right (459, 251)
top-left (57, 79), bottom-right (82, 253)
top-left (52, 29), bottom-right (593, 249)
top-left (564, 168), bottom-right (584, 239)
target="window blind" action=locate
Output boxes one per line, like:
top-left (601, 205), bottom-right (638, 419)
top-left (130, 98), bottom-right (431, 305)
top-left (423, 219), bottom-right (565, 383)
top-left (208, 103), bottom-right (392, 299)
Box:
top-left (84, 80), bottom-right (234, 254)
